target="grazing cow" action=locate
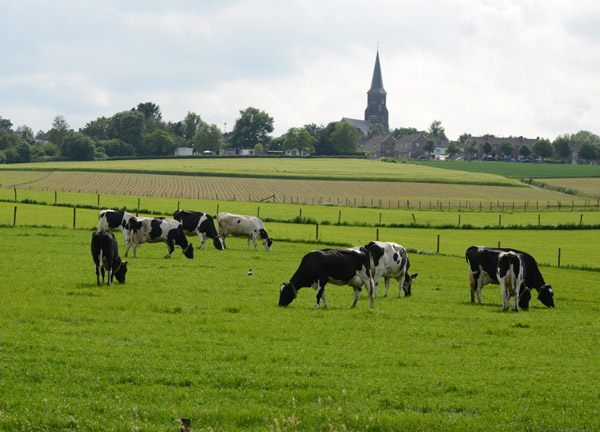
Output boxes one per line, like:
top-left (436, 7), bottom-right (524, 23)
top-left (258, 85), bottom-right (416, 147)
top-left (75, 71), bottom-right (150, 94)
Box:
top-left (126, 217), bottom-right (194, 259)
top-left (279, 248), bottom-right (375, 309)
top-left (364, 241), bottom-right (418, 298)
top-left (466, 246), bottom-right (554, 309)
top-left (91, 230), bottom-right (128, 286)
top-left (173, 209), bottom-right (224, 250)
top-left (217, 212), bottom-right (273, 251)
top-left (497, 251), bottom-right (525, 312)
top-left (97, 209), bottom-right (135, 246)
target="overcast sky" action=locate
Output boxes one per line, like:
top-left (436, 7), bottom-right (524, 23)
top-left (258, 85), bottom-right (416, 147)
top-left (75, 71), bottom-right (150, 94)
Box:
top-left (2, 0), bottom-right (599, 140)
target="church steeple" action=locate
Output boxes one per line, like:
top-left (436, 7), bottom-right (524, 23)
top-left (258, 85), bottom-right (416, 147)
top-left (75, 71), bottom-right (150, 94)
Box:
top-left (364, 50), bottom-right (389, 129)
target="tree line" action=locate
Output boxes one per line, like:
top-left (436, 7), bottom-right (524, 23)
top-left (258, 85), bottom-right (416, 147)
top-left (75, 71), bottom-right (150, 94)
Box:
top-left (1, 103), bottom-right (599, 163)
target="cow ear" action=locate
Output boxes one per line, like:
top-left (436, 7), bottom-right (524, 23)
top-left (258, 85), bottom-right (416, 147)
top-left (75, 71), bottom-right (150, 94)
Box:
top-left (411, 273), bottom-right (418, 280)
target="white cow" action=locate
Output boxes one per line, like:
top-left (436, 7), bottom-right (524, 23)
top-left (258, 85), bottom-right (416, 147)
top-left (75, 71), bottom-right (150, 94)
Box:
top-left (97, 209), bottom-right (135, 246)
top-left (216, 212), bottom-right (273, 251)
top-left (126, 217), bottom-right (194, 259)
top-left (363, 241), bottom-right (417, 298)
top-left (496, 251), bottom-right (525, 312)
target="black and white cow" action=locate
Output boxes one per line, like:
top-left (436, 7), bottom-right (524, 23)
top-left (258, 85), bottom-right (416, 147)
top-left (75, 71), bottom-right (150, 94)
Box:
top-left (97, 209), bottom-right (135, 246)
top-left (497, 251), bottom-right (525, 312)
top-left (173, 210), bottom-right (224, 250)
top-left (91, 230), bottom-right (128, 286)
top-left (279, 248), bottom-right (375, 309)
top-left (363, 241), bottom-right (418, 298)
top-left (126, 217), bottom-right (194, 259)
top-left (465, 246), bottom-right (554, 309)
top-left (217, 212), bottom-right (273, 251)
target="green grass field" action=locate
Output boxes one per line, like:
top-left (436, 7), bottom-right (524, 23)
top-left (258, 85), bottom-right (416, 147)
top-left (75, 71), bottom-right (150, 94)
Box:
top-left (414, 160), bottom-right (600, 179)
top-left (1, 226), bottom-right (599, 431)
top-left (1, 159), bottom-right (599, 430)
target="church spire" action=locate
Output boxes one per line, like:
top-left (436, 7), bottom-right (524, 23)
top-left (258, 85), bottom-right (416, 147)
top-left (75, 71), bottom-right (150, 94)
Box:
top-left (364, 50), bottom-right (389, 129)
top-left (368, 50), bottom-right (386, 95)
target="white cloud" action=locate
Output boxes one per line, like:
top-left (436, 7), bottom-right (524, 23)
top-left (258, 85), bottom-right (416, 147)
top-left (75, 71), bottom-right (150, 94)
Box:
top-left (1, 0), bottom-right (600, 140)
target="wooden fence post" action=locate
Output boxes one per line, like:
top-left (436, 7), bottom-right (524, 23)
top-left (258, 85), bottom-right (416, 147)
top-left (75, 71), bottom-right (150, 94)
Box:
top-left (376, 228), bottom-right (379, 241)
top-left (217, 204), bottom-right (220, 214)
top-left (436, 234), bottom-right (440, 254)
top-left (499, 214), bottom-right (501, 226)
top-left (558, 248), bottom-right (561, 268)
top-left (13, 206), bottom-right (17, 225)
top-left (14, 187), bottom-right (17, 201)
top-left (338, 210), bottom-right (341, 224)
top-left (257, 206), bottom-right (260, 218)
top-left (137, 198), bottom-right (140, 216)
top-left (55, 191), bottom-right (57, 204)
top-left (73, 208), bottom-right (76, 229)
top-left (315, 223), bottom-right (318, 240)
top-left (579, 214), bottom-right (583, 225)
top-left (412, 213), bottom-right (416, 223)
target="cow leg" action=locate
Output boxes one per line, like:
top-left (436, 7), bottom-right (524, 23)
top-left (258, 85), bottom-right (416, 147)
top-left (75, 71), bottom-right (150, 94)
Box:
top-left (123, 229), bottom-right (128, 247)
top-left (500, 280), bottom-right (509, 311)
top-left (198, 232), bottom-right (206, 249)
top-left (468, 269), bottom-right (478, 302)
top-left (351, 287), bottom-right (360, 308)
top-left (165, 240), bottom-right (174, 258)
top-left (249, 234), bottom-right (258, 251)
top-left (107, 269), bottom-right (113, 286)
top-left (512, 284), bottom-right (520, 312)
top-left (367, 277), bottom-right (375, 309)
top-left (95, 264), bottom-right (100, 286)
top-left (396, 275), bottom-right (404, 298)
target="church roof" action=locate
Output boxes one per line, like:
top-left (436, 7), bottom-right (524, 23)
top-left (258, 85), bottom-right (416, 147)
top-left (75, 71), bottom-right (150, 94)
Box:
top-left (368, 51), bottom-right (386, 95)
top-left (341, 117), bottom-right (371, 136)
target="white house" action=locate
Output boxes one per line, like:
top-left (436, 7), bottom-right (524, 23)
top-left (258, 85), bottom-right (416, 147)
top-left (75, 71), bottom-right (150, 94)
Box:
top-left (174, 147), bottom-right (194, 156)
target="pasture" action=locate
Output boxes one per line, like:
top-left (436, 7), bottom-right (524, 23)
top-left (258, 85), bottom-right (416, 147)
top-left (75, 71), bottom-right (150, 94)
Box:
top-left (1, 225), bottom-right (599, 431)
top-left (1, 159), bottom-right (599, 430)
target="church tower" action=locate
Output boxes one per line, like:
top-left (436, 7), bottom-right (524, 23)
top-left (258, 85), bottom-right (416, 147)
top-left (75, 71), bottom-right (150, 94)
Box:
top-left (364, 50), bottom-right (389, 129)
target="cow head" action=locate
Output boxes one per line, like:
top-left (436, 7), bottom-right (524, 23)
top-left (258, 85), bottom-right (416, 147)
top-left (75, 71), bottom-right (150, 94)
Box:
top-left (183, 243), bottom-right (194, 259)
top-left (518, 286), bottom-right (531, 309)
top-left (538, 285), bottom-right (554, 307)
top-left (259, 228), bottom-right (273, 251)
top-left (278, 282), bottom-right (297, 307)
top-left (212, 236), bottom-right (225, 250)
top-left (113, 261), bottom-right (128, 284)
top-left (403, 273), bottom-right (418, 297)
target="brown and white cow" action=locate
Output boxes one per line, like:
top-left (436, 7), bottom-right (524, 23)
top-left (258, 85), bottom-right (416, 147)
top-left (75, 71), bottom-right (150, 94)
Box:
top-left (217, 212), bottom-right (272, 251)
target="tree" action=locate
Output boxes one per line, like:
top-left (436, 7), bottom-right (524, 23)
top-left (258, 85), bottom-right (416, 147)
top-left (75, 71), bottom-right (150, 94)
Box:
top-left (314, 123), bottom-right (337, 155)
top-left (16, 125), bottom-right (33, 141)
top-left (48, 115), bottom-right (70, 150)
top-left (519, 145), bottom-right (531, 159)
top-left (553, 135), bottom-right (572, 160)
top-left (230, 107), bottom-right (274, 151)
top-left (579, 143), bottom-right (598, 162)
top-left (111, 110), bottom-right (146, 154)
top-left (533, 139), bottom-right (553, 161)
top-left (330, 122), bottom-right (359, 154)
top-left (142, 130), bottom-right (175, 156)
top-left (445, 143), bottom-right (460, 159)
top-left (135, 102), bottom-right (162, 121)
top-left (82, 116), bottom-right (111, 141)
top-left (392, 127), bottom-right (418, 139)
top-left (183, 112), bottom-right (204, 142)
top-left (500, 142), bottom-right (514, 159)
top-left (466, 141), bottom-right (479, 160)
top-left (367, 123), bottom-right (388, 139)
top-left (283, 127), bottom-right (316, 155)
top-left (428, 120), bottom-right (447, 140)
top-left (423, 139), bottom-right (435, 157)
top-left (102, 139), bottom-right (134, 157)
top-left (62, 132), bottom-right (95, 160)
top-left (0, 116), bottom-right (13, 132)
top-left (483, 141), bottom-right (492, 158)
top-left (4, 140), bottom-right (31, 163)
top-left (192, 123), bottom-right (222, 153)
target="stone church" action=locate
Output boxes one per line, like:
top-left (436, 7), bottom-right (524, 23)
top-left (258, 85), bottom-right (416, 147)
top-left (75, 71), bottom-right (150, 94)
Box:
top-left (341, 50), bottom-right (389, 135)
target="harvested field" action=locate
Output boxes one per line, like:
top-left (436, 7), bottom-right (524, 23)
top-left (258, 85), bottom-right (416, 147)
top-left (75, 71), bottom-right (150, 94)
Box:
top-left (0, 170), bottom-right (583, 206)
top-left (541, 177), bottom-right (600, 198)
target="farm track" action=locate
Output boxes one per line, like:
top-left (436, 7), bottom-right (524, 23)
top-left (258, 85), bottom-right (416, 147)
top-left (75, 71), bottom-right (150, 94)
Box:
top-left (1, 170), bottom-right (591, 207)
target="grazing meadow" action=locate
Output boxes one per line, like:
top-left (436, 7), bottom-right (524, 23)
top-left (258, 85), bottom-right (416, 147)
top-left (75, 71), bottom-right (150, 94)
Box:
top-left (1, 159), bottom-right (599, 430)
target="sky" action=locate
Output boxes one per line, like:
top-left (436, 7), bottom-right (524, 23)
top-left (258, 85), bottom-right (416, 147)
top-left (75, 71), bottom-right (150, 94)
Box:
top-left (2, 0), bottom-right (600, 141)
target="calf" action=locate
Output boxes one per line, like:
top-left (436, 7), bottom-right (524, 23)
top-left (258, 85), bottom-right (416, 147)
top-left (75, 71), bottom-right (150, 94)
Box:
top-left (173, 209), bottom-right (224, 250)
top-left (279, 248), bottom-right (375, 309)
top-left (126, 217), bottom-right (194, 259)
top-left (364, 241), bottom-right (418, 298)
top-left (217, 212), bottom-right (273, 251)
top-left (97, 209), bottom-right (135, 246)
top-left (497, 251), bottom-right (525, 312)
top-left (91, 230), bottom-right (128, 286)
top-left (466, 246), bottom-right (554, 309)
